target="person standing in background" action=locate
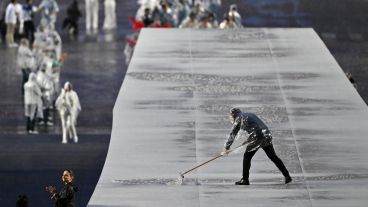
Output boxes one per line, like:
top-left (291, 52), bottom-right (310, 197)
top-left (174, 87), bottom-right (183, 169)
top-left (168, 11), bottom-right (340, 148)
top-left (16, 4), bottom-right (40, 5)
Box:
top-left (24, 72), bottom-right (41, 134)
top-left (62, 0), bottom-right (82, 36)
top-left (16, 194), bottom-right (28, 207)
top-left (228, 4), bottom-right (242, 27)
top-left (85, 0), bottom-right (99, 34)
top-left (38, 0), bottom-right (59, 29)
top-left (103, 0), bottom-right (116, 30)
top-left (5, 0), bottom-right (18, 47)
top-left (22, 0), bottom-right (38, 45)
top-left (56, 82), bottom-right (81, 144)
top-left (17, 38), bottom-right (35, 94)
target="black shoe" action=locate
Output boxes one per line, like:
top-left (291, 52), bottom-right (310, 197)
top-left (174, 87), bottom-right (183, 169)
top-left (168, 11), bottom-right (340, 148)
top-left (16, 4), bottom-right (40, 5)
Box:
top-left (285, 176), bottom-right (292, 184)
top-left (235, 178), bottom-right (249, 185)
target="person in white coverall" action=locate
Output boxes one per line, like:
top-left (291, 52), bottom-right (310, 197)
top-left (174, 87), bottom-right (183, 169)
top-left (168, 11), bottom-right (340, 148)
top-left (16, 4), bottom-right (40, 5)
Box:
top-left (56, 82), bottom-right (81, 144)
top-left (103, 0), bottom-right (116, 30)
top-left (24, 72), bottom-right (42, 134)
top-left (38, 0), bottom-right (59, 30)
top-left (17, 38), bottom-right (36, 95)
top-left (42, 29), bottom-right (63, 97)
top-left (85, 0), bottom-right (99, 34)
top-left (36, 64), bottom-right (55, 126)
top-left (228, 4), bottom-right (242, 27)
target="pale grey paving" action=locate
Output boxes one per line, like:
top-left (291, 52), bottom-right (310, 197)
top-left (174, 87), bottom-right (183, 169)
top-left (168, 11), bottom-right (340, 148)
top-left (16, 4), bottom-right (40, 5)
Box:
top-left (88, 28), bottom-right (368, 207)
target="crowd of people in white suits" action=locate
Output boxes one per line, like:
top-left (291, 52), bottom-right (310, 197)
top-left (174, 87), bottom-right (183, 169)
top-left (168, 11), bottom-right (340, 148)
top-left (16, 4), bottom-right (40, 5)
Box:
top-left (19, 21), bottom-right (81, 143)
top-left (1, 0), bottom-right (82, 144)
top-left (1, 0), bottom-right (120, 143)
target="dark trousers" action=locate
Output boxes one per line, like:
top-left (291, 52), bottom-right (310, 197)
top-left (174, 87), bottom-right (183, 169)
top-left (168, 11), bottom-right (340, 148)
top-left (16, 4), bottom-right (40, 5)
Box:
top-left (21, 68), bottom-right (31, 95)
top-left (243, 144), bottom-right (289, 179)
top-left (62, 18), bottom-right (79, 35)
top-left (23, 20), bottom-right (35, 45)
top-left (43, 108), bottom-right (50, 124)
top-left (26, 108), bottom-right (37, 132)
top-left (27, 117), bottom-right (36, 131)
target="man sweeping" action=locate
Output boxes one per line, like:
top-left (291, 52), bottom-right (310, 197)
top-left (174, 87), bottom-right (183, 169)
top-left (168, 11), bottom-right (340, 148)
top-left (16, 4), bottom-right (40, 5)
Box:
top-left (222, 108), bottom-right (292, 185)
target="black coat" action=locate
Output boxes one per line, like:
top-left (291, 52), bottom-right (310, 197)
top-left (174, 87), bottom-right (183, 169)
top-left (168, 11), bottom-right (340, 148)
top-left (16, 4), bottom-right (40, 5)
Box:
top-left (53, 182), bottom-right (77, 207)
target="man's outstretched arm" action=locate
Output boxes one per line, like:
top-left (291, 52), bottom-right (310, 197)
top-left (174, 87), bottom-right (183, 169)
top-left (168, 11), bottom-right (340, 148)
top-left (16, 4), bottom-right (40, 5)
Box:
top-left (224, 119), bottom-right (241, 150)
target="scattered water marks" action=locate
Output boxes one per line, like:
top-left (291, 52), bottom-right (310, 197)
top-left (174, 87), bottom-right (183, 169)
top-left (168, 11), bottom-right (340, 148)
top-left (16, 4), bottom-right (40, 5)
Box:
top-left (111, 132), bottom-right (272, 188)
top-left (112, 177), bottom-right (201, 186)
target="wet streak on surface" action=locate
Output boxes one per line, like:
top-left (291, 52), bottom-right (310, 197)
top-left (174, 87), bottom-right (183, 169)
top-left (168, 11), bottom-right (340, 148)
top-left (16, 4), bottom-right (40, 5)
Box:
top-left (89, 28), bottom-right (368, 206)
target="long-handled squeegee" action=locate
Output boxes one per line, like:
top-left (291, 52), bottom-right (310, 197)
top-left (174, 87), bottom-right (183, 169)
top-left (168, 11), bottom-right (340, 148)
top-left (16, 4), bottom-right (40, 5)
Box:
top-left (179, 143), bottom-right (247, 181)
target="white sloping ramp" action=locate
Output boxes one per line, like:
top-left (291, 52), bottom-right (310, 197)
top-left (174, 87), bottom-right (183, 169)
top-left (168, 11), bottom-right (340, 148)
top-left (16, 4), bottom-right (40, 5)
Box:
top-left (88, 28), bottom-right (368, 207)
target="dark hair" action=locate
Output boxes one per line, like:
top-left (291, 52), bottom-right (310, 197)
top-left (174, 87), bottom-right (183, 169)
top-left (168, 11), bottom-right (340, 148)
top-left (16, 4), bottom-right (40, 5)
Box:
top-left (16, 194), bottom-right (28, 207)
top-left (230, 108), bottom-right (241, 115)
top-left (189, 12), bottom-right (196, 18)
top-left (64, 169), bottom-right (74, 178)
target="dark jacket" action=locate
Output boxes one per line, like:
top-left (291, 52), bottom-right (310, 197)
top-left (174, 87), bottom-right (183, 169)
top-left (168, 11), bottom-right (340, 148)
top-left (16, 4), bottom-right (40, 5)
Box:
top-left (53, 182), bottom-right (77, 207)
top-left (66, 1), bottom-right (81, 20)
top-left (225, 112), bottom-right (272, 152)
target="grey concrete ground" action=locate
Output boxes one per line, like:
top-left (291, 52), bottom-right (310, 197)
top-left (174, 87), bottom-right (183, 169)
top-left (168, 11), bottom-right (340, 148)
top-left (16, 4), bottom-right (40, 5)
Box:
top-left (1, 0), bottom-right (368, 206)
top-left (89, 28), bottom-right (368, 206)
